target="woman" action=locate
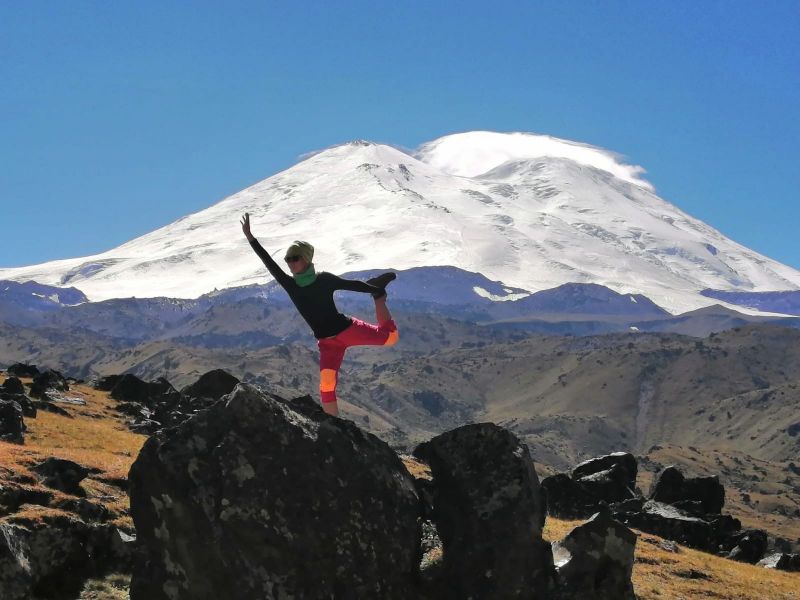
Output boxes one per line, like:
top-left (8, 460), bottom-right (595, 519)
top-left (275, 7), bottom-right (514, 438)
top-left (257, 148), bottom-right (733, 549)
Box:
top-left (241, 212), bottom-right (398, 416)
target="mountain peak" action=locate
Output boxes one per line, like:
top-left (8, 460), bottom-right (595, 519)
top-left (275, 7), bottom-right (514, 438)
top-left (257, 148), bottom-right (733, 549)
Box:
top-left (295, 139), bottom-right (418, 169)
top-left (347, 139), bottom-right (375, 147)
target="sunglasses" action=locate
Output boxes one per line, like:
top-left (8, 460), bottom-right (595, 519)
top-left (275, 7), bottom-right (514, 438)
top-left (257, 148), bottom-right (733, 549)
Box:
top-left (285, 255), bottom-right (303, 263)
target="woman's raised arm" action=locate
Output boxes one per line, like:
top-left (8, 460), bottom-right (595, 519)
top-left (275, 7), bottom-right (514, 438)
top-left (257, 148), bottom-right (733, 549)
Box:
top-left (241, 213), bottom-right (292, 287)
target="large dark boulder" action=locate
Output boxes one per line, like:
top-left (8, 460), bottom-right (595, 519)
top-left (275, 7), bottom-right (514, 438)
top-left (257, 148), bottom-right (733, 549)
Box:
top-left (552, 508), bottom-right (637, 600)
top-left (574, 463), bottom-right (636, 504)
top-left (108, 373), bottom-right (220, 433)
top-left (572, 452), bottom-right (638, 488)
top-left (725, 529), bottom-right (769, 564)
top-left (92, 374), bottom-right (124, 392)
top-left (0, 523), bottom-right (30, 600)
top-left (128, 383), bottom-right (420, 600)
top-left (543, 452), bottom-right (638, 518)
top-left (138, 392), bottom-right (220, 433)
top-left (180, 369), bottom-right (240, 400)
top-left (614, 501), bottom-right (718, 551)
top-left (0, 400), bottom-right (25, 444)
top-left (542, 473), bottom-right (601, 519)
top-left (0, 391), bottom-right (36, 418)
top-left (116, 401), bottom-right (152, 419)
top-left (649, 466), bottom-right (725, 514)
top-left (613, 500), bottom-right (743, 554)
top-left (31, 457), bottom-right (90, 496)
top-left (6, 363), bottom-right (40, 378)
top-left (1, 379), bottom-right (34, 418)
top-left (1, 377), bottom-right (25, 395)
top-left (0, 517), bottom-right (127, 599)
top-left (110, 374), bottom-right (176, 406)
top-left (413, 423), bottom-right (554, 599)
top-left (29, 369), bottom-right (69, 398)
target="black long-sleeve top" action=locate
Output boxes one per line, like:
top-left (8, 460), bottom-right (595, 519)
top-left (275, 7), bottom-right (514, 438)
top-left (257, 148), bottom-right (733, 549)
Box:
top-left (248, 237), bottom-right (383, 338)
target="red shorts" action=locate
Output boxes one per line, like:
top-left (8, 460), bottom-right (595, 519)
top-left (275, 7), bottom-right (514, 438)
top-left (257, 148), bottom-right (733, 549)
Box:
top-left (317, 317), bottom-right (399, 404)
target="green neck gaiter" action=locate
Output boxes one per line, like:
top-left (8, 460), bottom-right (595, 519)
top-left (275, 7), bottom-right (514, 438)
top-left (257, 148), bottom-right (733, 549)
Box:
top-left (293, 263), bottom-right (317, 287)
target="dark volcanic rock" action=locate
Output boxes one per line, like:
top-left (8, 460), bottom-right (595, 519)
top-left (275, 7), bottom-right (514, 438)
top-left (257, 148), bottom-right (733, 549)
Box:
top-left (542, 473), bottom-right (601, 519)
top-left (92, 374), bottom-right (124, 391)
top-left (0, 400), bottom-right (25, 444)
top-left (613, 500), bottom-right (743, 554)
top-left (107, 528), bottom-right (137, 571)
top-left (758, 552), bottom-right (800, 572)
top-left (1, 377), bottom-right (25, 395)
top-left (575, 463), bottom-right (635, 504)
top-left (543, 452), bottom-right (638, 518)
top-left (56, 498), bottom-right (111, 522)
top-left (0, 523), bottom-right (30, 600)
top-left (180, 368), bottom-right (240, 400)
top-left (413, 423), bottom-right (554, 599)
top-left (129, 419), bottom-right (162, 435)
top-left (109, 372), bottom-right (223, 433)
top-left (128, 383), bottom-right (420, 600)
top-left (649, 465), bottom-right (725, 514)
top-left (0, 391), bottom-right (36, 418)
top-left (725, 528), bottom-right (769, 564)
top-left (552, 508), bottom-right (637, 600)
top-left (0, 486), bottom-right (53, 514)
top-left (0, 516), bottom-right (128, 599)
top-left (614, 501), bottom-right (717, 551)
top-left (110, 374), bottom-right (176, 406)
top-left (6, 363), bottom-right (40, 378)
top-left (31, 457), bottom-right (90, 496)
top-left (612, 497), bottom-right (644, 514)
top-left (116, 401), bottom-right (151, 419)
top-left (572, 452), bottom-right (638, 488)
top-left (29, 368), bottom-right (69, 398)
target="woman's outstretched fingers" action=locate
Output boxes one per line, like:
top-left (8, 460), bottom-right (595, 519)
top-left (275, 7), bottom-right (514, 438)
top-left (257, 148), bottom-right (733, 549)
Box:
top-left (241, 213), bottom-right (252, 238)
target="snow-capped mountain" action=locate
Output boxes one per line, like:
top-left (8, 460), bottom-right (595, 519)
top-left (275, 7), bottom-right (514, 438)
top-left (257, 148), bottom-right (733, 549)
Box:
top-left (3, 130), bottom-right (799, 314)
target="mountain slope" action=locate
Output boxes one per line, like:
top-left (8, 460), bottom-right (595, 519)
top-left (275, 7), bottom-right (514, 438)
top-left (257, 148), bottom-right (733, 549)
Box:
top-left (2, 131), bottom-right (799, 313)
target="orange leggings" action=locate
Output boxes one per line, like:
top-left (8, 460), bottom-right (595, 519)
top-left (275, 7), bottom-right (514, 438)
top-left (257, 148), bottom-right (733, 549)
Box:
top-left (317, 317), bottom-right (398, 404)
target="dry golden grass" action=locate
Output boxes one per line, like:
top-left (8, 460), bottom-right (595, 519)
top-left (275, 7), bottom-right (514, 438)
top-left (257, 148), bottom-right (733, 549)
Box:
top-left (0, 373), bottom-right (146, 528)
top-left (78, 573), bottom-right (130, 600)
top-left (402, 455), bottom-right (432, 480)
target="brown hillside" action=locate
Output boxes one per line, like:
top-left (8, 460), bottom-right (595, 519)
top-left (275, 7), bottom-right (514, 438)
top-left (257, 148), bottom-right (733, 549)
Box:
top-left (0, 373), bottom-right (146, 529)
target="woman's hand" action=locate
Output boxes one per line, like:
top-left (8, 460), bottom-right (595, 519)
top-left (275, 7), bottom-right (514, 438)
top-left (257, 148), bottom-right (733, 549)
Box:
top-left (240, 213), bottom-right (254, 241)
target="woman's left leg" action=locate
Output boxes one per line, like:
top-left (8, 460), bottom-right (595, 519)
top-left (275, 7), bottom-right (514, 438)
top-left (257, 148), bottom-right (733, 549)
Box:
top-left (337, 313), bottom-right (399, 349)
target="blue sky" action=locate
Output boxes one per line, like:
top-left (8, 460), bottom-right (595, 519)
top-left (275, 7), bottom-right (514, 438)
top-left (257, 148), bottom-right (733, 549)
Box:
top-left (2, 1), bottom-right (798, 270)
